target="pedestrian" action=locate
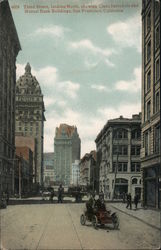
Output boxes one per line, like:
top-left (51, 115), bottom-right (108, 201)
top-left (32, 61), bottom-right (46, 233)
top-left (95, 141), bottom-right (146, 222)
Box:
top-left (58, 184), bottom-right (64, 203)
top-left (134, 193), bottom-right (139, 210)
top-left (126, 193), bottom-right (132, 209)
top-left (122, 192), bottom-right (126, 203)
top-left (50, 188), bottom-right (54, 203)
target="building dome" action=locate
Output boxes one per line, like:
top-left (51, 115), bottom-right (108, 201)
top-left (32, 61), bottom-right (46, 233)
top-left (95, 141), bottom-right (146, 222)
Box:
top-left (16, 63), bottom-right (42, 95)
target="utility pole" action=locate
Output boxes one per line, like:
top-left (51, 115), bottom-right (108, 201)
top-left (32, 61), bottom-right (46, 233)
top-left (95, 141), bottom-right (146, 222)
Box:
top-left (19, 157), bottom-right (22, 198)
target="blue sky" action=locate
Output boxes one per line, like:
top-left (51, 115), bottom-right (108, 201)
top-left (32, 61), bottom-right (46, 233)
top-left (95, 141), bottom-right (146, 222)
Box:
top-left (10, 0), bottom-right (142, 156)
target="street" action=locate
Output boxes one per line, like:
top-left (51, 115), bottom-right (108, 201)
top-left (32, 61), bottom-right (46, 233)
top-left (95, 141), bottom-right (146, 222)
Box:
top-left (0, 202), bottom-right (160, 250)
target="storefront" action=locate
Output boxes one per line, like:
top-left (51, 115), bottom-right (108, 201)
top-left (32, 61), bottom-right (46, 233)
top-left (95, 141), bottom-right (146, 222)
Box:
top-left (143, 165), bottom-right (160, 208)
top-left (114, 178), bottom-right (128, 199)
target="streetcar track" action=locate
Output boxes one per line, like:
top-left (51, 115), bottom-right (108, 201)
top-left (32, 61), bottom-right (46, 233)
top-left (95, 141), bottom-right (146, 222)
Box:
top-left (67, 205), bottom-right (83, 250)
top-left (35, 207), bottom-right (54, 250)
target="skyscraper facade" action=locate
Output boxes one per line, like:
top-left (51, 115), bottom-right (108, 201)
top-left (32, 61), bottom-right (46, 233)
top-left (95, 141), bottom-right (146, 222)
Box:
top-left (15, 63), bottom-right (45, 185)
top-left (54, 124), bottom-right (80, 186)
top-left (141, 0), bottom-right (160, 208)
top-left (0, 0), bottom-right (21, 194)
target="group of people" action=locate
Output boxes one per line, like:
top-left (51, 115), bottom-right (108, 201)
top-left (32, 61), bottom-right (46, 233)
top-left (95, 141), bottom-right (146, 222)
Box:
top-left (47, 184), bottom-right (64, 203)
top-left (86, 193), bottom-right (106, 215)
top-left (125, 193), bottom-right (140, 210)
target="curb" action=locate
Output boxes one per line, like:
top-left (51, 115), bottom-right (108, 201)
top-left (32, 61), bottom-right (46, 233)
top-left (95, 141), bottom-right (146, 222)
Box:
top-left (111, 205), bottom-right (161, 231)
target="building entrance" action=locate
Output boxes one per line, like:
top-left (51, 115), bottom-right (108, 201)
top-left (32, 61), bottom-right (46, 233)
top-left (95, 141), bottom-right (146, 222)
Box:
top-left (114, 178), bottom-right (128, 199)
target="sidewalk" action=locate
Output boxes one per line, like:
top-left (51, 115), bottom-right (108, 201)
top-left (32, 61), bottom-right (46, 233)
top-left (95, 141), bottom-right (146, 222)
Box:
top-left (109, 202), bottom-right (161, 231)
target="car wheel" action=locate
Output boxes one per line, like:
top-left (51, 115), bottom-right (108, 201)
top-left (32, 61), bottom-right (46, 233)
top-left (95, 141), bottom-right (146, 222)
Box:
top-left (92, 215), bottom-right (98, 229)
top-left (112, 216), bottom-right (119, 229)
top-left (80, 214), bottom-right (86, 225)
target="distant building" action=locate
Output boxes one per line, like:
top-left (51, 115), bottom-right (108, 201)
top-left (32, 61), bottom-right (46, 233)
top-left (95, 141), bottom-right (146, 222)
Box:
top-left (15, 146), bottom-right (33, 195)
top-left (141, 0), bottom-right (161, 208)
top-left (95, 114), bottom-right (142, 200)
top-left (15, 136), bottom-right (37, 183)
top-left (54, 124), bottom-right (81, 186)
top-left (43, 152), bottom-right (55, 187)
top-left (0, 0), bottom-right (21, 194)
top-left (15, 63), bottom-right (45, 185)
top-left (71, 160), bottom-right (80, 186)
top-left (79, 150), bottom-right (98, 192)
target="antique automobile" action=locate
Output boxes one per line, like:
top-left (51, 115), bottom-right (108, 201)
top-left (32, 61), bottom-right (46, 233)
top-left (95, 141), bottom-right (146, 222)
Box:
top-left (80, 199), bottom-right (119, 229)
top-left (68, 186), bottom-right (87, 202)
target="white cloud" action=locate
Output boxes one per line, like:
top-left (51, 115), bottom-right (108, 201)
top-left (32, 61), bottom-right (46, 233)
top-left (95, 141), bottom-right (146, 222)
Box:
top-left (16, 63), bottom-right (26, 79)
top-left (105, 58), bottom-right (115, 68)
top-left (115, 66), bottom-right (141, 92)
top-left (70, 39), bottom-right (115, 58)
top-left (84, 59), bottom-right (99, 69)
top-left (36, 66), bottom-right (58, 87)
top-left (98, 102), bottom-right (141, 120)
top-left (44, 97), bottom-right (56, 107)
top-left (16, 64), bottom-right (80, 99)
top-left (58, 81), bottom-right (80, 99)
top-left (107, 14), bottom-right (141, 52)
top-left (33, 25), bottom-right (69, 38)
top-left (91, 84), bottom-right (110, 92)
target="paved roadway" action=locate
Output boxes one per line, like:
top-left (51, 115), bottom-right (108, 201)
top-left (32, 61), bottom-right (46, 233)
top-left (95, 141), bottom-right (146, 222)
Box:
top-left (0, 203), bottom-right (160, 250)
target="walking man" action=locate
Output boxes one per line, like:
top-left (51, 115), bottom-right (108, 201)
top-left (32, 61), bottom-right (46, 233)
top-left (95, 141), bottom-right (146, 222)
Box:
top-left (134, 193), bottom-right (139, 210)
top-left (126, 193), bottom-right (132, 209)
top-left (58, 184), bottom-right (64, 203)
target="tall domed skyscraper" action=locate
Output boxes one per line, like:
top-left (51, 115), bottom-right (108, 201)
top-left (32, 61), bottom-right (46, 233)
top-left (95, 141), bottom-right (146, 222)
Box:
top-left (15, 63), bottom-right (45, 185)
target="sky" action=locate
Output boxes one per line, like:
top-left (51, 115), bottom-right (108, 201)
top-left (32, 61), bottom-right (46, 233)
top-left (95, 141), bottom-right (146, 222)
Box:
top-left (9, 0), bottom-right (142, 156)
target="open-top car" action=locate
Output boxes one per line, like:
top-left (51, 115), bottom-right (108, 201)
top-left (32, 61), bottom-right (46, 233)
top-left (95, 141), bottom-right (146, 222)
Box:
top-left (80, 198), bottom-right (119, 229)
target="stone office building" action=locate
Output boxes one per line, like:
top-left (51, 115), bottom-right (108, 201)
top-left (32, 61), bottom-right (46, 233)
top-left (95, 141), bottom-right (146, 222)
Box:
top-left (43, 152), bottom-right (55, 187)
top-left (0, 0), bottom-right (21, 194)
top-left (141, 0), bottom-right (161, 208)
top-left (95, 114), bottom-right (142, 200)
top-left (15, 63), bottom-right (45, 185)
top-left (54, 124), bottom-right (81, 186)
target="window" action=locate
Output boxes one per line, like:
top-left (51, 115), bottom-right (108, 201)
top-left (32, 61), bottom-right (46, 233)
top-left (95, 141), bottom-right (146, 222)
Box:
top-left (156, 59), bottom-right (160, 81)
top-left (147, 10), bottom-right (151, 32)
top-left (116, 129), bottom-right (128, 139)
top-left (155, 26), bottom-right (160, 49)
top-left (131, 130), bottom-right (141, 139)
top-left (113, 162), bottom-right (127, 172)
top-left (132, 178), bottom-right (138, 184)
top-left (147, 70), bottom-right (151, 91)
top-left (147, 100), bottom-right (151, 120)
top-left (113, 145), bottom-right (128, 155)
top-left (131, 146), bottom-right (140, 156)
top-left (155, 92), bottom-right (160, 113)
top-left (155, 1), bottom-right (160, 17)
top-left (144, 130), bottom-right (150, 156)
top-left (147, 40), bottom-right (151, 62)
top-left (154, 125), bottom-right (160, 154)
top-left (131, 162), bottom-right (140, 172)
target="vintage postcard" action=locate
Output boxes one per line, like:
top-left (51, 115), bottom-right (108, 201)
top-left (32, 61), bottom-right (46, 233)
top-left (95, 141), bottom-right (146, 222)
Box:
top-left (0, 0), bottom-right (160, 249)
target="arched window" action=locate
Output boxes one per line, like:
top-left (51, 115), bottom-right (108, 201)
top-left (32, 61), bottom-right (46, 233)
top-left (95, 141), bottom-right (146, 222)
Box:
top-left (132, 178), bottom-right (137, 184)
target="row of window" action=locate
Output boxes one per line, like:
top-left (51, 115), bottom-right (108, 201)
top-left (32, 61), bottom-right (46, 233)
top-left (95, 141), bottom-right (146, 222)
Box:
top-left (113, 145), bottom-right (140, 156)
top-left (113, 162), bottom-right (141, 173)
top-left (146, 4), bottom-right (160, 36)
top-left (113, 129), bottom-right (141, 139)
top-left (17, 96), bottom-right (41, 101)
top-left (145, 92), bottom-right (160, 121)
top-left (146, 59), bottom-right (160, 92)
top-left (144, 124), bottom-right (160, 156)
